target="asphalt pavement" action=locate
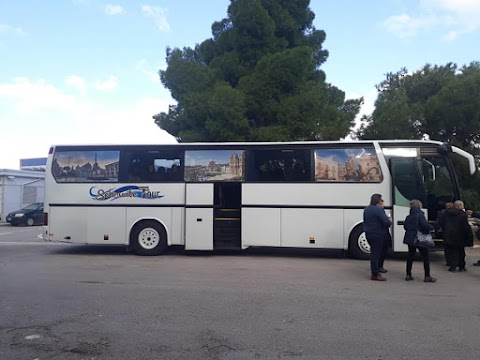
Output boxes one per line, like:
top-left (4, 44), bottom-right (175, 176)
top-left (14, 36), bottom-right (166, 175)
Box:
top-left (1, 225), bottom-right (480, 360)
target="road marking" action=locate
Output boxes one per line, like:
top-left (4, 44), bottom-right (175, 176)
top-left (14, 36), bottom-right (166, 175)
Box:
top-left (25, 334), bottom-right (41, 340)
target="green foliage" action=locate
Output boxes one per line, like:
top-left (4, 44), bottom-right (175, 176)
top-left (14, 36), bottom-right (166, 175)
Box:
top-left (461, 189), bottom-right (480, 212)
top-left (154, 0), bottom-right (359, 142)
top-left (358, 62), bottom-right (480, 206)
top-left (358, 88), bottom-right (419, 140)
top-left (424, 65), bottom-right (480, 148)
top-left (452, 153), bottom-right (480, 210)
top-left (356, 62), bottom-right (480, 151)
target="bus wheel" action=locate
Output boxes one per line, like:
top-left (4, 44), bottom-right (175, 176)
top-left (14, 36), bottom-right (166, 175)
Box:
top-left (131, 221), bottom-right (167, 256)
top-left (348, 225), bottom-right (370, 260)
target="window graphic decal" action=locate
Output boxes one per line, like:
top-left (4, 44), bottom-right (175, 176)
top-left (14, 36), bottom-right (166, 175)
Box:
top-left (185, 150), bottom-right (245, 182)
top-left (53, 151), bottom-right (120, 182)
top-left (315, 148), bottom-right (383, 182)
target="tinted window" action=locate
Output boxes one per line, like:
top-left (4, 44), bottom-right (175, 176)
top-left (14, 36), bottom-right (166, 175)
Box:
top-left (123, 150), bottom-right (182, 182)
top-left (52, 151), bottom-right (120, 182)
top-left (247, 149), bottom-right (311, 182)
top-left (382, 148), bottom-right (445, 208)
top-left (185, 150), bottom-right (245, 182)
top-left (314, 148), bottom-right (383, 182)
top-left (390, 157), bottom-right (425, 206)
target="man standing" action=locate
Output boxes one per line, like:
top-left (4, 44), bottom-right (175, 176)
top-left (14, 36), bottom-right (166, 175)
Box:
top-left (435, 202), bottom-right (454, 267)
top-left (436, 200), bottom-right (473, 272)
top-left (378, 200), bottom-right (391, 274)
top-left (363, 194), bottom-right (392, 281)
top-left (466, 209), bottom-right (480, 266)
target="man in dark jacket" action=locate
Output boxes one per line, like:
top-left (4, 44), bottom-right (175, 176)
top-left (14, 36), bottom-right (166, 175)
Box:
top-left (436, 200), bottom-right (473, 272)
top-left (377, 200), bottom-right (391, 273)
top-left (363, 194), bottom-right (392, 281)
top-left (466, 209), bottom-right (480, 266)
top-left (435, 202), bottom-right (454, 267)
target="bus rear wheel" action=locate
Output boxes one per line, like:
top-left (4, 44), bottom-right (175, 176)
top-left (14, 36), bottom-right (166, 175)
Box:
top-left (131, 220), bottom-right (167, 256)
top-left (348, 225), bottom-right (370, 260)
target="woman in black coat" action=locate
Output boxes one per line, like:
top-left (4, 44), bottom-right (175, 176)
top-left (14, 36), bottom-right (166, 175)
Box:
top-left (403, 199), bottom-right (436, 282)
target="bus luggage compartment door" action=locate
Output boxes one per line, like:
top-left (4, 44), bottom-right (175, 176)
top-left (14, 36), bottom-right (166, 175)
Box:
top-left (185, 184), bottom-right (214, 250)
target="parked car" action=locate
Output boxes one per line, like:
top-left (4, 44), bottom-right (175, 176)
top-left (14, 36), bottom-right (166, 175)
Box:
top-left (6, 203), bottom-right (44, 226)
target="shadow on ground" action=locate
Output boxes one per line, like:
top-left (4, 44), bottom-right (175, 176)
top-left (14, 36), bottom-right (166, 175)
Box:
top-left (46, 243), bottom-right (447, 264)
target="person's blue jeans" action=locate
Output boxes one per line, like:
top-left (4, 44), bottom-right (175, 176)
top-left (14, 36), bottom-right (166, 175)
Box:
top-left (366, 233), bottom-right (385, 276)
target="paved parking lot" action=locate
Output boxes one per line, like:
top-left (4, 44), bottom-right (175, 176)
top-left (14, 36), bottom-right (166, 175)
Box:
top-left (1, 224), bottom-right (480, 359)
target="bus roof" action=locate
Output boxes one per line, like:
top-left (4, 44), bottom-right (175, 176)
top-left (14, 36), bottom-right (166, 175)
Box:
top-left (50, 139), bottom-right (446, 148)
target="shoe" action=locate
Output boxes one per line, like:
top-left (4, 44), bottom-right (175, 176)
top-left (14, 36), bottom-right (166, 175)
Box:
top-left (405, 275), bottom-right (414, 281)
top-left (424, 276), bottom-right (437, 283)
top-left (473, 261), bottom-right (480, 266)
top-left (458, 268), bottom-right (467, 272)
top-left (371, 275), bottom-right (387, 281)
top-left (448, 268), bottom-right (457, 272)
top-left (379, 268), bottom-right (388, 273)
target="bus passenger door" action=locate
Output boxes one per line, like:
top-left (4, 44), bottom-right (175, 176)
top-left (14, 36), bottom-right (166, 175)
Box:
top-left (213, 183), bottom-right (242, 250)
top-left (390, 157), bottom-right (423, 252)
top-left (185, 184), bottom-right (214, 250)
top-left (392, 205), bottom-right (409, 252)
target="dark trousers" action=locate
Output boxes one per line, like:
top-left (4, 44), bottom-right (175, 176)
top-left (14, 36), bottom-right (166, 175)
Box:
top-left (406, 245), bottom-right (430, 277)
top-left (378, 234), bottom-right (391, 269)
top-left (445, 244), bottom-right (466, 270)
top-left (444, 244), bottom-right (453, 266)
top-left (366, 233), bottom-right (385, 276)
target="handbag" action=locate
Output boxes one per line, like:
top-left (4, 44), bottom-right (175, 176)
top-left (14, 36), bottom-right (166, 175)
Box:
top-left (414, 214), bottom-right (435, 248)
top-left (415, 230), bottom-right (434, 248)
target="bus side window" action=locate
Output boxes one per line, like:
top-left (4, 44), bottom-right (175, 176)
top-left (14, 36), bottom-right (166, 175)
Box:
top-left (129, 163), bottom-right (142, 182)
top-left (252, 150), bottom-right (310, 182)
top-left (169, 164), bottom-right (180, 181)
top-left (151, 166), bottom-right (166, 181)
top-left (258, 162), bottom-right (273, 181)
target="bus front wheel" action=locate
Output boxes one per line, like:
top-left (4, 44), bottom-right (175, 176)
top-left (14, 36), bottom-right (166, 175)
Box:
top-left (131, 220), bottom-right (167, 256)
top-left (348, 225), bottom-right (370, 260)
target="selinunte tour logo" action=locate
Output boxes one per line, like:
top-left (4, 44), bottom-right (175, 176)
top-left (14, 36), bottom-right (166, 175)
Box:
top-left (89, 185), bottom-right (164, 201)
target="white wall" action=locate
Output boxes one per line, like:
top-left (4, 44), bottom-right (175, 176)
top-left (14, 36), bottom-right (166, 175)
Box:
top-left (0, 170), bottom-right (45, 222)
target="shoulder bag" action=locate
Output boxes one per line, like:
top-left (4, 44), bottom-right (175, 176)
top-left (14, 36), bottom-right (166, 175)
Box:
top-left (414, 213), bottom-right (435, 248)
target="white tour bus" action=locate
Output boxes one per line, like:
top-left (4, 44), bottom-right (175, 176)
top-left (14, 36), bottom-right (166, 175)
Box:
top-left (42, 140), bottom-right (476, 259)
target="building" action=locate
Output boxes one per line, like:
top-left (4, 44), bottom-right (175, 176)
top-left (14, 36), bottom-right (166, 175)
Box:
top-left (0, 169), bottom-right (45, 223)
top-left (20, 157), bottom-right (47, 171)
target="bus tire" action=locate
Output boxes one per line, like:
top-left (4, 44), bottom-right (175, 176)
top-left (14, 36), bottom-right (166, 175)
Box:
top-left (131, 220), bottom-right (167, 256)
top-left (348, 225), bottom-right (370, 260)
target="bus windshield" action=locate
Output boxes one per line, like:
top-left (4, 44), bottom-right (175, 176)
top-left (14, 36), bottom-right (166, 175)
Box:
top-left (384, 147), bottom-right (457, 221)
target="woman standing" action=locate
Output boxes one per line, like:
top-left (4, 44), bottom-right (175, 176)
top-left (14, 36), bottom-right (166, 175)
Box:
top-left (403, 199), bottom-right (436, 283)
